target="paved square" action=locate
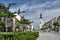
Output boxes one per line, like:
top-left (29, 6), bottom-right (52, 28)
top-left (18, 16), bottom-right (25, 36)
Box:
top-left (37, 32), bottom-right (60, 40)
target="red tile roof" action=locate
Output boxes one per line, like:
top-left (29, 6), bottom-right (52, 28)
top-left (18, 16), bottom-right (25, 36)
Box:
top-left (42, 15), bottom-right (60, 27)
top-left (57, 16), bottom-right (60, 19)
top-left (42, 17), bottom-right (56, 27)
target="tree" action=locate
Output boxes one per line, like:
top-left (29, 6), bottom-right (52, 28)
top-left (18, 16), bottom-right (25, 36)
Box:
top-left (13, 8), bottom-right (25, 31)
top-left (53, 21), bottom-right (60, 32)
top-left (0, 21), bottom-right (5, 31)
top-left (17, 9), bottom-right (25, 14)
top-left (0, 21), bottom-right (5, 26)
top-left (0, 3), bottom-right (16, 32)
top-left (5, 3), bottom-right (17, 32)
top-left (53, 22), bottom-right (60, 28)
top-left (7, 3), bottom-right (16, 9)
top-left (18, 19), bottom-right (32, 31)
top-left (0, 3), bottom-right (25, 32)
top-left (19, 19), bottom-right (31, 24)
top-left (48, 25), bottom-right (52, 29)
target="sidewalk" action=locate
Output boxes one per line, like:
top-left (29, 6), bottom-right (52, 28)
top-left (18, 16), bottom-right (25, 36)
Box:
top-left (36, 32), bottom-right (60, 40)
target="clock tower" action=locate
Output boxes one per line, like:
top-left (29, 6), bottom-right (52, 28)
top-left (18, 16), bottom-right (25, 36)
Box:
top-left (40, 13), bottom-right (44, 29)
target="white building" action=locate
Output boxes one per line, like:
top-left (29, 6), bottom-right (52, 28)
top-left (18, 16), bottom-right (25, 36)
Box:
top-left (41, 15), bottom-right (60, 29)
top-left (14, 14), bottom-right (34, 31)
top-left (39, 13), bottom-right (44, 29)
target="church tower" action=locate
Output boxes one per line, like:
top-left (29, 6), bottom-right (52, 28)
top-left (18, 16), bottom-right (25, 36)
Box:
top-left (40, 13), bottom-right (44, 29)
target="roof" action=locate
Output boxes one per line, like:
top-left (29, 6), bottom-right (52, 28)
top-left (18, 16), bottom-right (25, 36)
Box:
top-left (14, 14), bottom-right (24, 21)
top-left (57, 16), bottom-right (60, 19)
top-left (42, 15), bottom-right (60, 27)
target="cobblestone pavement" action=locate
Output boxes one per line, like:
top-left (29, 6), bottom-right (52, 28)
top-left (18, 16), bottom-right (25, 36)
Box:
top-left (36, 32), bottom-right (60, 40)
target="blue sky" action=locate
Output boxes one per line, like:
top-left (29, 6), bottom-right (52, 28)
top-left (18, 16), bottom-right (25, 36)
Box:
top-left (0, 0), bottom-right (60, 27)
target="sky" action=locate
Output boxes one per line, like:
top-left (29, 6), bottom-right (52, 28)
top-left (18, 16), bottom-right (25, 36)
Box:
top-left (0, 0), bottom-right (60, 27)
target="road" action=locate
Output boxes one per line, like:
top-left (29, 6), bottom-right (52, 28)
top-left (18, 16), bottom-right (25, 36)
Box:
top-left (36, 32), bottom-right (60, 40)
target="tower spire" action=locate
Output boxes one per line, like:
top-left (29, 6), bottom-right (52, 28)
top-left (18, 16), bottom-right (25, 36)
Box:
top-left (39, 13), bottom-right (44, 29)
top-left (40, 13), bottom-right (42, 19)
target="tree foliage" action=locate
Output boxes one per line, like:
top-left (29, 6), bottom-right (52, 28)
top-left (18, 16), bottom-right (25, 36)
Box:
top-left (0, 3), bottom-right (15, 17)
top-left (48, 25), bottom-right (52, 29)
top-left (53, 22), bottom-right (60, 28)
top-left (0, 21), bottom-right (5, 26)
top-left (19, 19), bottom-right (32, 25)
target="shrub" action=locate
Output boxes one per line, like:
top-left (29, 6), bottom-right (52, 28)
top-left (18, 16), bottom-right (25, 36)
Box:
top-left (0, 32), bottom-right (39, 40)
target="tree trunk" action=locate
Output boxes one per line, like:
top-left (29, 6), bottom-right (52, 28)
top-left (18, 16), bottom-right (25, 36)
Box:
top-left (1, 17), bottom-right (4, 22)
top-left (5, 17), bottom-right (8, 32)
top-left (13, 17), bottom-right (15, 32)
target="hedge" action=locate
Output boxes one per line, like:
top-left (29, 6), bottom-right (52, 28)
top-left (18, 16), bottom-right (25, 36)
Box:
top-left (0, 32), bottom-right (39, 40)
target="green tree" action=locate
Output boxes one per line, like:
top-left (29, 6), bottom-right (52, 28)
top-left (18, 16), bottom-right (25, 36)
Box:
top-left (0, 3), bottom-right (16, 32)
top-left (13, 8), bottom-right (25, 31)
top-left (53, 22), bottom-right (60, 28)
top-left (0, 21), bottom-right (5, 26)
top-left (18, 19), bottom-right (32, 31)
top-left (0, 21), bottom-right (5, 31)
top-left (5, 3), bottom-right (16, 32)
top-left (0, 3), bottom-right (25, 32)
top-left (48, 25), bottom-right (52, 29)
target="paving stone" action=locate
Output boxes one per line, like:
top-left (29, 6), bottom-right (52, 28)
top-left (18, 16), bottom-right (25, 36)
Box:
top-left (37, 32), bottom-right (60, 40)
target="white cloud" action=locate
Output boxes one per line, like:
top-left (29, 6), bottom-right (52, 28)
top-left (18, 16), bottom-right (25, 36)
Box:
top-left (9, 0), bottom-right (60, 27)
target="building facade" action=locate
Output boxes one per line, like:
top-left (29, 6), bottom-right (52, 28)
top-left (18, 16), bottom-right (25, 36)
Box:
top-left (40, 15), bottom-right (60, 31)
